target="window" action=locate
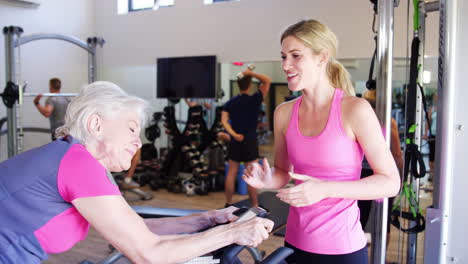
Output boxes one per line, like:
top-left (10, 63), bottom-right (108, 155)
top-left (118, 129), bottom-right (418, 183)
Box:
top-left (128, 0), bottom-right (174, 12)
top-left (204, 0), bottom-right (238, 4)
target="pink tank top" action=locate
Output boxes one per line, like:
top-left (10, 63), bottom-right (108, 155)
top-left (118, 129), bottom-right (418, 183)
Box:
top-left (284, 88), bottom-right (367, 254)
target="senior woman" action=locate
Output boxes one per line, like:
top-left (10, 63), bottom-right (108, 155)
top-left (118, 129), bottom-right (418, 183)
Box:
top-left (0, 81), bottom-right (274, 263)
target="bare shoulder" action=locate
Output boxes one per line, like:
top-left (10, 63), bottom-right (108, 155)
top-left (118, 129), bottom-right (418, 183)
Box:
top-left (341, 95), bottom-right (374, 120)
top-left (274, 97), bottom-right (298, 130)
top-left (274, 97), bottom-right (297, 119)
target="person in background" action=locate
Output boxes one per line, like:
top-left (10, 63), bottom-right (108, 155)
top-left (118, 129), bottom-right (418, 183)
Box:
top-left (121, 148), bottom-right (142, 188)
top-left (34, 78), bottom-right (71, 140)
top-left (221, 68), bottom-right (271, 208)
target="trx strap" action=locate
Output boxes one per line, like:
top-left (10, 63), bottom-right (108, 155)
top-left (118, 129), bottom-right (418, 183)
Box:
top-left (419, 83), bottom-right (433, 138)
top-left (403, 7), bottom-right (425, 180)
top-left (367, 0), bottom-right (378, 91)
top-left (391, 182), bottom-right (426, 233)
top-left (391, 0), bottom-right (426, 234)
top-left (366, 36), bottom-right (378, 91)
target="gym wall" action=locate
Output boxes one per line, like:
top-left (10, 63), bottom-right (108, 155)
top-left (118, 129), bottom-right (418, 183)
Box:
top-left (1, 0), bottom-right (439, 159)
top-left (95, 0), bottom-right (439, 151)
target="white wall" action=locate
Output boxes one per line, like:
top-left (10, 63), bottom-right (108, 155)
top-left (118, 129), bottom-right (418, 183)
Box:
top-left (0, 0), bottom-right (95, 160)
top-left (94, 0), bottom-right (439, 150)
top-left (0, 0), bottom-right (440, 158)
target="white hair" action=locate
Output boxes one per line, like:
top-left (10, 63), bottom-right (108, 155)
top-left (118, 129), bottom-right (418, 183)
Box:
top-left (55, 81), bottom-right (149, 144)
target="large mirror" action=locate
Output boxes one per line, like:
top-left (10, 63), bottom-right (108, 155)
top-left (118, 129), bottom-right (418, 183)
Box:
top-left (221, 57), bottom-right (438, 132)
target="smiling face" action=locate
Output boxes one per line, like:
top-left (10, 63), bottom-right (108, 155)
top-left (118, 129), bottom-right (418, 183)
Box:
top-left (98, 111), bottom-right (142, 172)
top-left (281, 36), bottom-right (324, 92)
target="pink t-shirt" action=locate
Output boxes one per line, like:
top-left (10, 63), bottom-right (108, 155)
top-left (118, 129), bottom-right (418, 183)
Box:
top-left (284, 89), bottom-right (367, 254)
top-left (33, 144), bottom-right (121, 253)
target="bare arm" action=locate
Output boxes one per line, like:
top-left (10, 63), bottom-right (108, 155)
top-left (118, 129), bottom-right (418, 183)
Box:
top-left (244, 70), bottom-right (271, 98)
top-left (73, 196), bottom-right (273, 264)
top-left (143, 207), bottom-right (236, 235)
top-left (267, 103), bottom-right (293, 188)
top-left (390, 118), bottom-right (404, 175)
top-left (324, 98), bottom-right (400, 199)
top-left (35, 103), bottom-right (53, 117)
top-left (143, 215), bottom-right (209, 235)
top-left (125, 149), bottom-right (141, 178)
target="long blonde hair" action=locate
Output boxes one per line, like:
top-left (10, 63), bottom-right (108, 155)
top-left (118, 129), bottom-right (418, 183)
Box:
top-left (281, 19), bottom-right (355, 96)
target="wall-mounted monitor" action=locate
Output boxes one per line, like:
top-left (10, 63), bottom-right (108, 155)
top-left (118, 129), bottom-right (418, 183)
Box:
top-left (157, 55), bottom-right (217, 98)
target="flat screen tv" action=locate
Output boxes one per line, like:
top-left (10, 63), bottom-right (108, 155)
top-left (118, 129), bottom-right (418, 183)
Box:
top-left (157, 55), bottom-right (217, 98)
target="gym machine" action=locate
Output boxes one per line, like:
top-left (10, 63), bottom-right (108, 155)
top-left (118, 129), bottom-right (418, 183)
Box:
top-left (0, 26), bottom-right (104, 157)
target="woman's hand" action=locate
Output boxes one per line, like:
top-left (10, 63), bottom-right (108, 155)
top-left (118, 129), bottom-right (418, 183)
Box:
top-left (276, 172), bottom-right (327, 207)
top-left (207, 206), bottom-right (239, 226)
top-left (228, 217), bottom-right (274, 248)
top-left (242, 158), bottom-right (272, 189)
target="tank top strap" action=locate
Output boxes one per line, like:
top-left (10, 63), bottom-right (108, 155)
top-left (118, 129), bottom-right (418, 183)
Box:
top-left (288, 96), bottom-right (303, 131)
top-left (327, 88), bottom-right (345, 132)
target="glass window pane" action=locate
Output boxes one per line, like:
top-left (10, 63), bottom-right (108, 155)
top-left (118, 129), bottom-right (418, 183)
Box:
top-left (159, 0), bottom-right (174, 6)
top-left (204, 0), bottom-right (238, 5)
top-left (130, 0), bottom-right (173, 11)
top-left (132, 0), bottom-right (154, 9)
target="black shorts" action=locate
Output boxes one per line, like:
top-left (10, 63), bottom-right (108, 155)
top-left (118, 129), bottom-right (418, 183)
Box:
top-left (429, 135), bottom-right (436, 162)
top-left (227, 138), bottom-right (259, 163)
top-left (284, 242), bottom-right (368, 264)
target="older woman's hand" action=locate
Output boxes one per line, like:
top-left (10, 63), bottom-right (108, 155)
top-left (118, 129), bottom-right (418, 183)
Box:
top-left (206, 206), bottom-right (239, 226)
top-left (229, 217), bottom-right (274, 247)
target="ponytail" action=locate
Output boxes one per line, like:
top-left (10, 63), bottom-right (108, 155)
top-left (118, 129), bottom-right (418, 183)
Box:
top-left (326, 59), bottom-right (355, 96)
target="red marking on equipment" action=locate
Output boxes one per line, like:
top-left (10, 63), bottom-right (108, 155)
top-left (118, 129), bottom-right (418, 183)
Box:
top-left (232, 62), bottom-right (244, 66)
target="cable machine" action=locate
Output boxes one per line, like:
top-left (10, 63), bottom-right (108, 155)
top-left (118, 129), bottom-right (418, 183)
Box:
top-left (1, 26), bottom-right (105, 157)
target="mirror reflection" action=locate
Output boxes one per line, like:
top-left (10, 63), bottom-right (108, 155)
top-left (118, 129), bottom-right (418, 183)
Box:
top-left (221, 57), bottom-right (438, 133)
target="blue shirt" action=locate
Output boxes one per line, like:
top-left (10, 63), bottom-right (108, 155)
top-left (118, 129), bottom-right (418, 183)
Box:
top-left (0, 136), bottom-right (120, 263)
top-left (223, 91), bottom-right (263, 140)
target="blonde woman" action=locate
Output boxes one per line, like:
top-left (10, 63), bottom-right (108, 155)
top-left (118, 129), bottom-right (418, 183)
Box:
top-left (244, 20), bottom-right (400, 263)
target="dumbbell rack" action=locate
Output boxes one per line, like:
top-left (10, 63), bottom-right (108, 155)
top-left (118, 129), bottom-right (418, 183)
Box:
top-left (159, 104), bottom-right (229, 195)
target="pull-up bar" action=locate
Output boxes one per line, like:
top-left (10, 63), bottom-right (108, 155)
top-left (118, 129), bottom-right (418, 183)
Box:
top-left (23, 93), bottom-right (78, 97)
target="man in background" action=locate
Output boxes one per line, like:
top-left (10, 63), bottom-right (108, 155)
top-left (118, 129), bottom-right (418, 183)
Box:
top-left (34, 78), bottom-right (70, 140)
top-left (221, 68), bottom-right (271, 208)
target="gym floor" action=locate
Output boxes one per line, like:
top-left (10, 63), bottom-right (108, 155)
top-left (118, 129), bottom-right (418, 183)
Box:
top-left (44, 137), bottom-right (433, 264)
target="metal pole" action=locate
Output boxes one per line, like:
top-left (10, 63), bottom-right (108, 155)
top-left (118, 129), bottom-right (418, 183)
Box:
top-left (3, 26), bottom-right (21, 158)
top-left (423, 0), bottom-right (456, 263)
top-left (372, 0), bottom-right (394, 263)
top-left (87, 37), bottom-right (104, 83)
top-left (88, 44), bottom-right (96, 83)
top-left (23, 93), bottom-right (78, 97)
